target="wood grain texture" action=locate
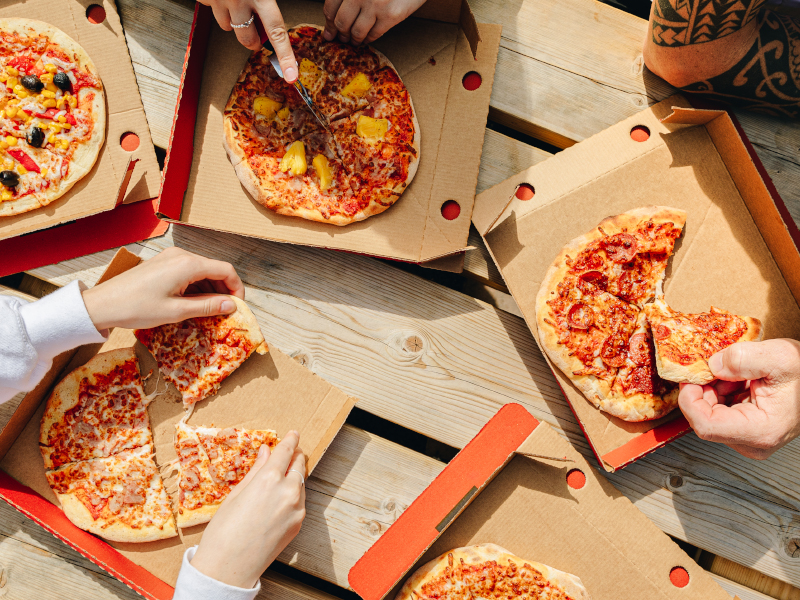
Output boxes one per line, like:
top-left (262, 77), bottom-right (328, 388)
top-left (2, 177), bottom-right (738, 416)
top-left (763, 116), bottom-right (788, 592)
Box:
top-left (27, 226), bottom-right (800, 589)
top-left (709, 555), bottom-right (800, 600)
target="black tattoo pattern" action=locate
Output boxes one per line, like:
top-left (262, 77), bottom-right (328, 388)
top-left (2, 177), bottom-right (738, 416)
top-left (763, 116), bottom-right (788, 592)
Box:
top-left (652, 0), bottom-right (766, 46)
top-left (681, 11), bottom-right (800, 117)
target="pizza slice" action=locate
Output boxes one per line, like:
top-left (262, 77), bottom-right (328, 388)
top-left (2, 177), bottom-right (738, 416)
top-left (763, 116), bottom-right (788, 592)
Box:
top-left (604, 311), bottom-right (679, 421)
top-left (536, 273), bottom-right (640, 408)
top-left (45, 445), bottom-right (177, 542)
top-left (40, 347), bottom-right (153, 470)
top-left (134, 296), bottom-right (268, 409)
top-left (644, 296), bottom-right (763, 385)
top-left (564, 207), bottom-right (686, 308)
top-left (395, 544), bottom-right (590, 600)
top-left (174, 421), bottom-right (279, 528)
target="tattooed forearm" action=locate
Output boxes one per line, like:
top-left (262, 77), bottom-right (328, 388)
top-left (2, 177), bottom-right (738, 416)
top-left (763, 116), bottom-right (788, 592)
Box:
top-left (652, 0), bottom-right (766, 46)
top-left (682, 11), bottom-right (800, 117)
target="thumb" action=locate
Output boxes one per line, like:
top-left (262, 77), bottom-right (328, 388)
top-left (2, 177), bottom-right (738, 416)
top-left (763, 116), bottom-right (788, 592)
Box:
top-left (173, 294), bottom-right (237, 320)
top-left (709, 341), bottom-right (772, 382)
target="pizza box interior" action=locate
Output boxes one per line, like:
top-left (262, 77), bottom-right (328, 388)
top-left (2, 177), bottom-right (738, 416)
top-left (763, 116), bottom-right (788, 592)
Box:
top-left (349, 403), bottom-right (739, 600)
top-left (0, 0), bottom-right (162, 248)
top-left (0, 248), bottom-right (357, 598)
top-left (157, 0), bottom-right (501, 272)
top-left (470, 94), bottom-right (800, 472)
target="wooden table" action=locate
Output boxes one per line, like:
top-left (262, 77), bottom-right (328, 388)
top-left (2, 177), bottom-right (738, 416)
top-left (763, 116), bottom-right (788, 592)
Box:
top-left (2, 0), bottom-right (799, 599)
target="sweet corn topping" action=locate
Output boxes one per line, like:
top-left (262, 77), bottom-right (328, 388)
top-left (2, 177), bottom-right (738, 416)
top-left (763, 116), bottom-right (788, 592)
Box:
top-left (41, 90), bottom-right (55, 98)
top-left (5, 136), bottom-right (16, 146)
top-left (40, 73), bottom-right (53, 83)
top-left (41, 167), bottom-right (47, 176)
top-left (43, 99), bottom-right (56, 108)
top-left (48, 134), bottom-right (56, 144)
top-left (56, 97), bottom-right (66, 109)
top-left (5, 66), bottom-right (18, 76)
top-left (1, 190), bottom-right (12, 201)
top-left (16, 165), bottom-right (26, 175)
top-left (44, 64), bottom-right (57, 73)
top-left (67, 95), bottom-right (76, 108)
top-left (57, 115), bottom-right (66, 123)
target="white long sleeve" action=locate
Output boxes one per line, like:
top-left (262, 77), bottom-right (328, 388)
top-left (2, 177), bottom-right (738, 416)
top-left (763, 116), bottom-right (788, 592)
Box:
top-left (173, 546), bottom-right (260, 600)
top-left (0, 281), bottom-right (107, 404)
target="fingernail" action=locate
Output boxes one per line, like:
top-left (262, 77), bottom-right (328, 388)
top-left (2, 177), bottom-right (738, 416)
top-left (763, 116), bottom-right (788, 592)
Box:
top-left (323, 30), bottom-right (334, 41)
top-left (220, 299), bottom-right (235, 313)
top-left (290, 430), bottom-right (299, 437)
top-left (708, 353), bottom-right (723, 374)
top-left (285, 66), bottom-right (298, 82)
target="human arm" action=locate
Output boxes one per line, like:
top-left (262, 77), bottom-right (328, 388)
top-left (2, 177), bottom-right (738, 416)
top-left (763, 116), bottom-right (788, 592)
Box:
top-left (0, 247), bottom-right (244, 405)
top-left (643, 0), bottom-right (800, 118)
top-left (322, 0), bottom-right (427, 44)
top-left (678, 339), bottom-right (800, 459)
top-left (197, 0), bottom-right (298, 82)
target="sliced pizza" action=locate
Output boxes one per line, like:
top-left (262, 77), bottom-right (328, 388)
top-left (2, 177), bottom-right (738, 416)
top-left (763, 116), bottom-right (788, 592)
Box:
top-left (396, 544), bottom-right (591, 600)
top-left (174, 421), bottom-right (279, 528)
top-left (45, 445), bottom-right (177, 543)
top-left (134, 296), bottom-right (268, 409)
top-left (604, 312), bottom-right (678, 421)
top-left (644, 296), bottom-right (763, 385)
top-left (40, 347), bottom-right (153, 470)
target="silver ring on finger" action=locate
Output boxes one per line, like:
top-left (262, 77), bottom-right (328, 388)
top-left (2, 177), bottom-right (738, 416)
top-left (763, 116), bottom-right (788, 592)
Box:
top-left (231, 14), bottom-right (255, 29)
top-left (287, 469), bottom-right (305, 486)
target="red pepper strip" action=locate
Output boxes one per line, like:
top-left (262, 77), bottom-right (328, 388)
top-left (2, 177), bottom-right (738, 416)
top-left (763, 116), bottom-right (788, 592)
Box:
top-left (65, 114), bottom-right (76, 126)
top-left (21, 107), bottom-right (60, 120)
top-left (8, 149), bottom-right (41, 173)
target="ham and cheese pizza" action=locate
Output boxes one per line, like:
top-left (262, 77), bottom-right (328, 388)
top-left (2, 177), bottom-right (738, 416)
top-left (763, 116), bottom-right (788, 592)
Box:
top-left (46, 445), bottom-right (176, 543)
top-left (645, 296), bottom-right (763, 385)
top-left (40, 349), bottom-right (176, 542)
top-left (174, 422), bottom-right (279, 528)
top-left (396, 544), bottom-right (591, 600)
top-left (0, 18), bottom-right (104, 217)
top-left (134, 296), bottom-right (268, 410)
top-left (536, 207), bottom-right (686, 421)
top-left (223, 25), bottom-right (419, 226)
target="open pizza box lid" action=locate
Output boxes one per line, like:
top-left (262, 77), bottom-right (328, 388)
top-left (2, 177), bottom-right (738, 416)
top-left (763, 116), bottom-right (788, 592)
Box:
top-left (470, 94), bottom-right (800, 472)
top-left (0, 0), bottom-right (162, 244)
top-left (157, 0), bottom-right (501, 273)
top-left (349, 403), bottom-right (739, 600)
top-left (0, 247), bottom-right (357, 599)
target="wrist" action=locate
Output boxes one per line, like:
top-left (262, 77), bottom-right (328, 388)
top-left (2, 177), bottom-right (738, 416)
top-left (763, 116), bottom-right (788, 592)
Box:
top-left (80, 285), bottom-right (114, 332)
top-left (190, 546), bottom-right (259, 589)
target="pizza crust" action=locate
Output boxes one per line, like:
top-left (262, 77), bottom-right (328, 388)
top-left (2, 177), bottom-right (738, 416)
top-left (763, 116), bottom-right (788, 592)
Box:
top-left (0, 18), bottom-right (105, 217)
top-left (229, 295), bottom-right (269, 354)
top-left (177, 503), bottom-right (221, 529)
top-left (396, 544), bottom-right (591, 600)
top-left (223, 25), bottom-right (419, 226)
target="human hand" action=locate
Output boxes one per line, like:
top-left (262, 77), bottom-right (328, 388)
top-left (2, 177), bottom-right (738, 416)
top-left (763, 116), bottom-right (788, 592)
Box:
top-left (190, 431), bottom-right (306, 589)
top-left (81, 247), bottom-right (245, 332)
top-left (199, 0), bottom-right (298, 82)
top-left (678, 339), bottom-right (800, 460)
top-left (322, 0), bottom-right (427, 45)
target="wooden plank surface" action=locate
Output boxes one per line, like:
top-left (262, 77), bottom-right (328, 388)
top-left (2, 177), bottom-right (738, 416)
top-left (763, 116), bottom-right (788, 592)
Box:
top-left (27, 226), bottom-right (800, 590)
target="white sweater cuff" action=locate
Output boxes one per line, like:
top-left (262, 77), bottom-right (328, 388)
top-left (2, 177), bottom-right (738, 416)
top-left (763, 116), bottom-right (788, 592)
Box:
top-left (173, 546), bottom-right (261, 600)
top-left (19, 280), bottom-right (107, 355)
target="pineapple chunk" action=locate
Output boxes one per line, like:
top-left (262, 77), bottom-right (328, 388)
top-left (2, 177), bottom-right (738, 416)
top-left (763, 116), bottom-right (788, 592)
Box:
top-left (341, 73), bottom-right (371, 98)
top-left (356, 115), bottom-right (389, 144)
top-left (313, 154), bottom-right (333, 190)
top-left (253, 96), bottom-right (282, 119)
top-left (298, 58), bottom-right (324, 92)
top-left (277, 107), bottom-right (290, 120)
top-left (280, 141), bottom-right (307, 176)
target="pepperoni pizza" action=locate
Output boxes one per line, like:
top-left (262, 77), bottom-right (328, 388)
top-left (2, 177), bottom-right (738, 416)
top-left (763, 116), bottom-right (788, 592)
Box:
top-left (223, 25), bottom-right (419, 225)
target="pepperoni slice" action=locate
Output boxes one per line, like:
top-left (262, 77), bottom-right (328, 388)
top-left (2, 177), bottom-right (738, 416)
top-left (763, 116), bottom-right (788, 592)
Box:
top-left (655, 324), bottom-right (671, 340)
top-left (603, 233), bottom-right (638, 263)
top-left (579, 270), bottom-right (608, 290)
top-left (567, 303), bottom-right (594, 329)
top-left (628, 333), bottom-right (650, 366)
top-left (601, 335), bottom-right (627, 367)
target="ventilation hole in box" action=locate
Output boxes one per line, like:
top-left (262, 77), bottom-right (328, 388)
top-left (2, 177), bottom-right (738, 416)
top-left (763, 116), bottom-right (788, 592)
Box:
top-left (630, 125), bottom-right (650, 142)
top-left (515, 183), bottom-right (535, 201)
top-left (86, 4), bottom-right (106, 24)
top-left (669, 567), bottom-right (689, 588)
top-left (462, 72), bottom-right (482, 91)
top-left (120, 132), bottom-right (140, 152)
top-left (441, 200), bottom-right (461, 220)
top-left (566, 469), bottom-right (586, 489)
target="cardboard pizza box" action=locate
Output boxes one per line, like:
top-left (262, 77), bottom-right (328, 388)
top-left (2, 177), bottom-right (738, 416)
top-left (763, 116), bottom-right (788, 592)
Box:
top-left (0, 247), bottom-right (357, 599)
top-left (349, 403), bottom-right (740, 600)
top-left (157, 0), bottom-right (501, 273)
top-left (0, 0), bottom-right (165, 266)
top-left (470, 94), bottom-right (800, 472)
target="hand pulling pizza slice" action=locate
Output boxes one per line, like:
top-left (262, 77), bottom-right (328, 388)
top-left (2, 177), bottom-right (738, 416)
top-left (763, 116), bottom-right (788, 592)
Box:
top-left (39, 347), bottom-right (154, 470)
top-left (604, 311), bottom-right (678, 421)
top-left (644, 296), bottom-right (763, 385)
top-left (396, 544), bottom-right (591, 600)
top-left (134, 296), bottom-right (268, 409)
top-left (173, 421), bottom-right (279, 528)
top-left (45, 445), bottom-right (177, 543)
